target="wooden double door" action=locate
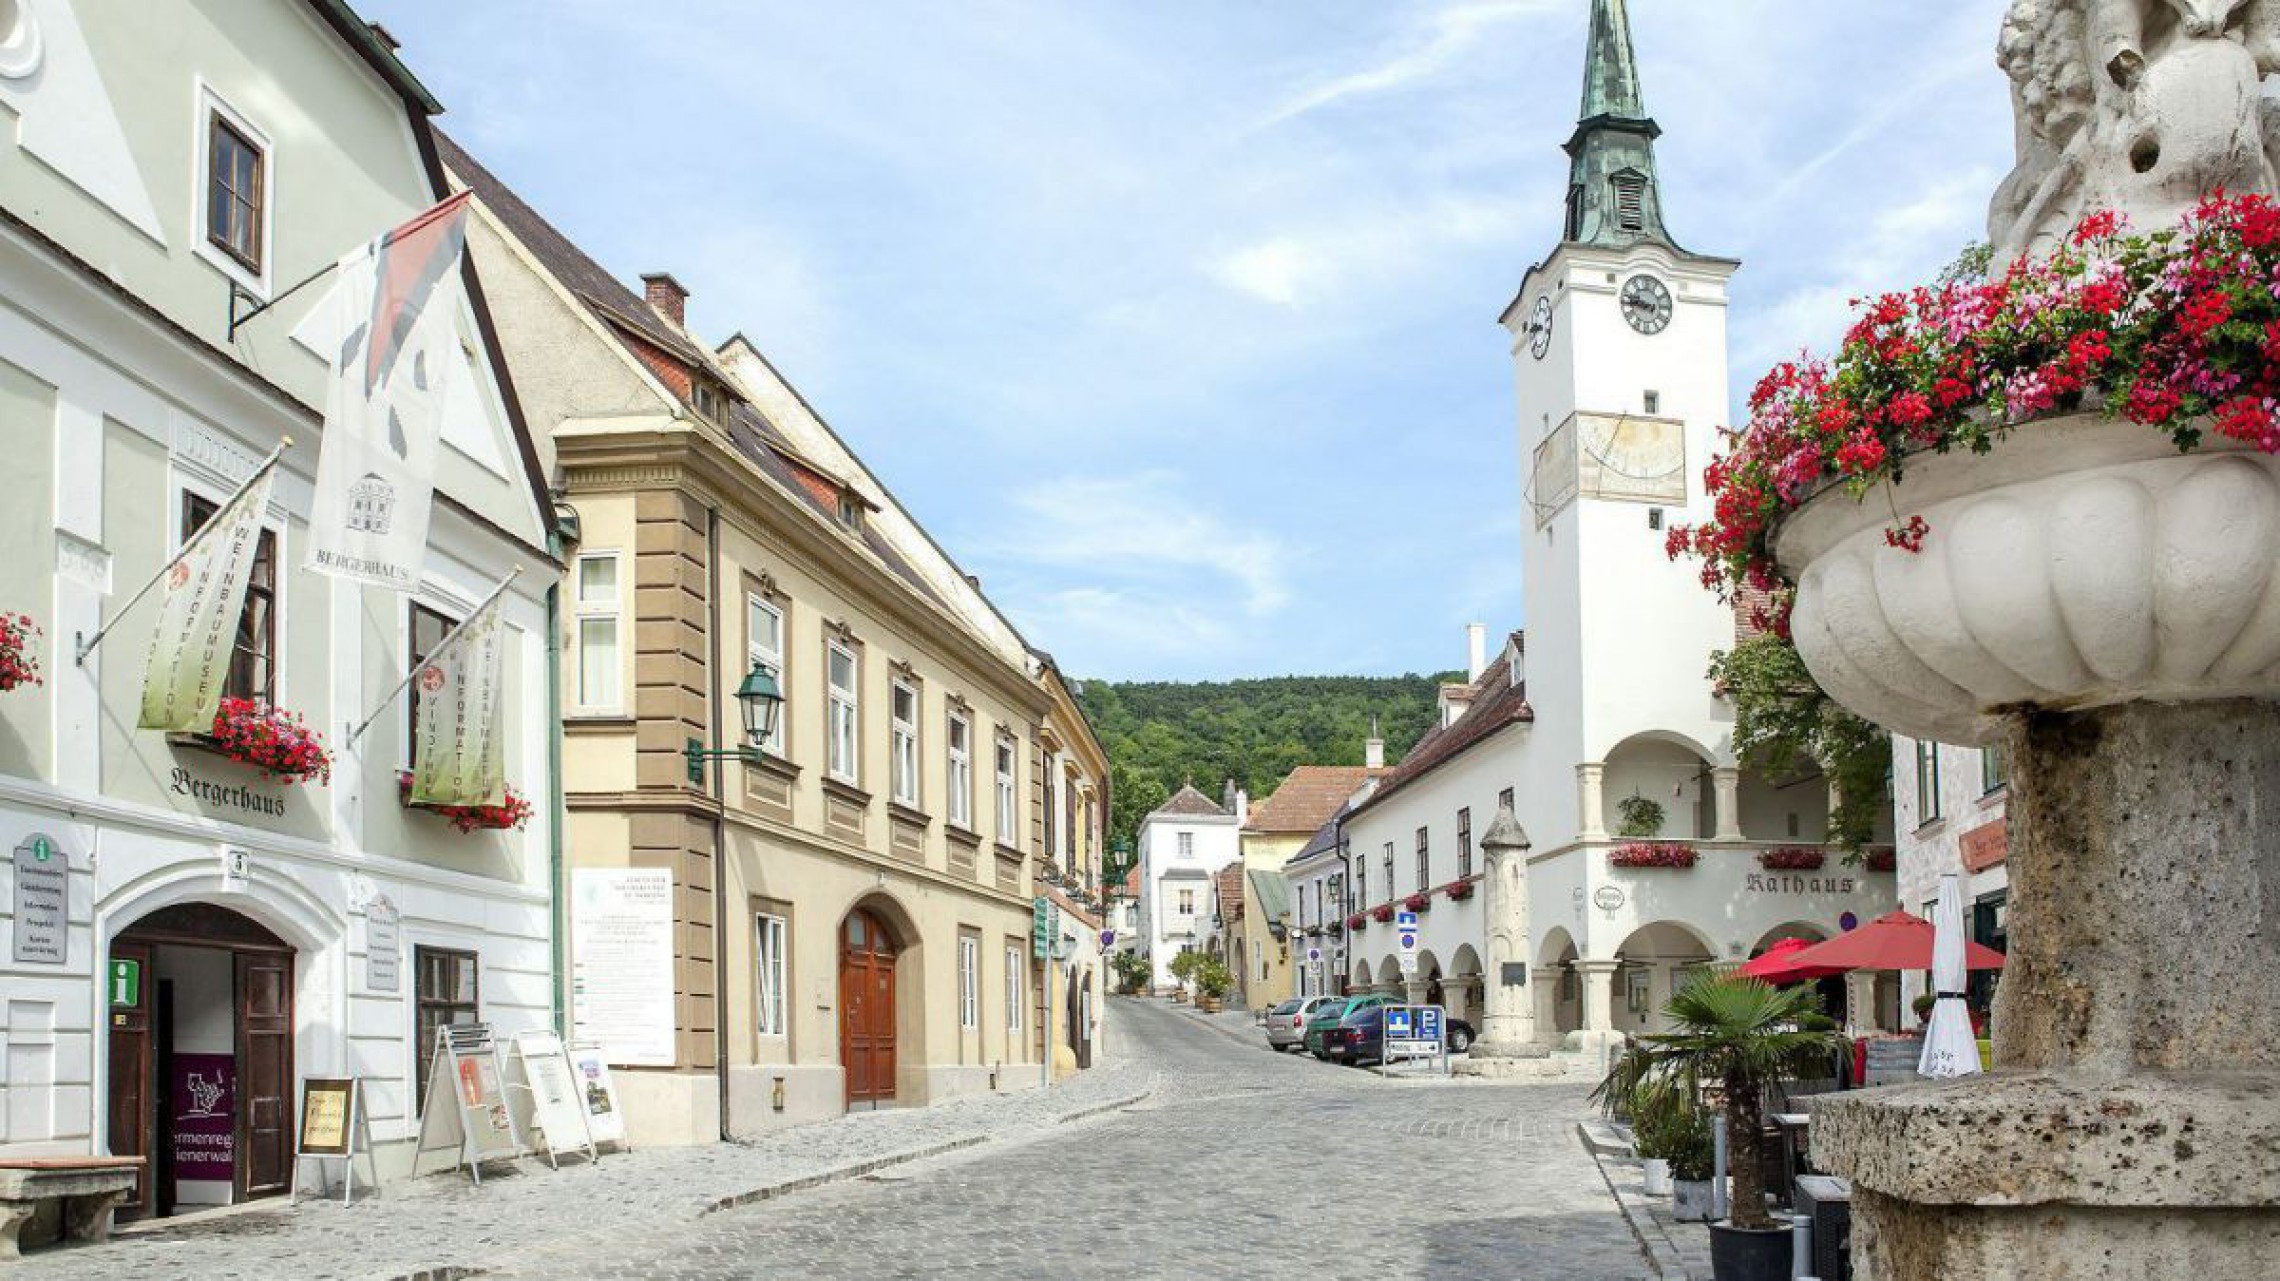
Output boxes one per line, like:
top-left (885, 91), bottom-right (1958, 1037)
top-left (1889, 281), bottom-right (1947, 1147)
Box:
top-left (106, 905), bottom-right (295, 1219)
top-left (838, 909), bottom-right (899, 1106)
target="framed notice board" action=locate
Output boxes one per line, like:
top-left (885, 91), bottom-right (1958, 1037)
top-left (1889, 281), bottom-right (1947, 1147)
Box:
top-left (299, 1078), bottom-right (355, 1155)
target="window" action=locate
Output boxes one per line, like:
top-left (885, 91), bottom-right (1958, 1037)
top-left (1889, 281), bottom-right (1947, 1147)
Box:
top-left (1499, 787), bottom-right (1515, 812)
top-left (890, 678), bottom-right (920, 806)
top-left (574, 553), bottom-right (621, 710)
top-left (692, 381), bottom-right (725, 423)
top-left (958, 935), bottom-right (979, 1029)
top-left (1415, 828), bottom-right (1430, 893)
top-left (407, 602), bottom-right (457, 758)
top-left (1457, 808), bottom-right (1473, 880)
top-left (1041, 756), bottom-right (1058, 857)
top-left (1177, 832), bottom-right (1194, 859)
top-left (1381, 844), bottom-right (1394, 903)
top-left (1255, 941), bottom-right (1265, 982)
top-left (947, 712), bottom-right (973, 829)
top-left (746, 595), bottom-right (785, 753)
top-left (1613, 173), bottom-right (1647, 233)
top-left (1643, 390), bottom-right (1662, 415)
top-left (836, 492), bottom-right (863, 533)
top-left (827, 642), bottom-right (859, 783)
top-left (1915, 740), bottom-right (1943, 824)
top-left (1981, 744), bottom-right (2008, 795)
top-left (754, 912), bottom-right (787, 1037)
top-left (413, 947), bottom-right (479, 1106)
top-left (183, 493), bottom-right (277, 704)
top-left (1356, 862), bottom-right (1366, 909)
top-left (1177, 888), bottom-right (1196, 915)
top-left (1004, 945), bottom-right (1024, 1034)
top-left (995, 734), bottom-right (1018, 842)
top-left (206, 113), bottom-right (264, 272)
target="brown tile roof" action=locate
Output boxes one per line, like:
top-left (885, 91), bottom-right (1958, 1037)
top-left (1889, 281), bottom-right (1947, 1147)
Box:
top-left (1152, 785), bottom-right (1229, 819)
top-left (1214, 865), bottom-right (1246, 920)
top-left (1121, 866), bottom-right (1141, 898)
top-left (1349, 639), bottom-right (1533, 818)
top-left (1245, 765), bottom-right (1380, 834)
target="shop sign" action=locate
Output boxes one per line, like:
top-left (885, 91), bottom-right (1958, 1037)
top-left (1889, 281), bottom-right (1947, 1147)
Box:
top-left (173, 1053), bottom-right (236, 1180)
top-left (364, 895), bottom-right (401, 993)
top-left (109, 958), bottom-right (141, 1007)
top-left (1743, 873), bottom-right (1860, 895)
top-left (12, 833), bottom-right (68, 965)
top-left (170, 765), bottom-right (286, 819)
top-left (1592, 885), bottom-right (1626, 913)
top-left (1961, 819), bottom-right (2009, 873)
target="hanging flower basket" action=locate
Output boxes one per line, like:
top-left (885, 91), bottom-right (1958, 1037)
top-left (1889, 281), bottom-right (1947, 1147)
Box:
top-left (1345, 912), bottom-right (1366, 931)
top-left (397, 772), bottom-right (534, 833)
top-left (0, 612), bottom-right (42, 692)
top-left (208, 698), bottom-right (331, 783)
top-left (1758, 846), bottom-right (1827, 871)
top-left (1609, 842), bottom-right (1697, 869)
top-left (1443, 880), bottom-right (1477, 902)
top-left (1402, 892), bottom-right (1431, 913)
top-left (1369, 903), bottom-right (1396, 924)
top-left (1864, 846), bottom-right (1898, 873)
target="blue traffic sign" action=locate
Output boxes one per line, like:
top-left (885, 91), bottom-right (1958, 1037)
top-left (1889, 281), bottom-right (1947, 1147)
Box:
top-left (1395, 911), bottom-right (1418, 931)
top-left (1385, 1007), bottom-right (1414, 1038)
top-left (1418, 1006), bottom-right (1444, 1042)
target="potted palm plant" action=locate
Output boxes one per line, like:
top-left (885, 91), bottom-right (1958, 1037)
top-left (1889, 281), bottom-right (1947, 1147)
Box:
top-left (1593, 1046), bottom-right (1715, 1214)
top-left (1601, 973), bottom-right (1842, 1281)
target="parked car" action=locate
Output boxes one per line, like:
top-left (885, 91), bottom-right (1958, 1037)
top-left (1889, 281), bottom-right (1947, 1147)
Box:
top-left (1266, 996), bottom-right (1342, 1051)
top-left (1304, 993), bottom-right (1393, 1058)
top-left (1322, 1005), bottom-right (1481, 1066)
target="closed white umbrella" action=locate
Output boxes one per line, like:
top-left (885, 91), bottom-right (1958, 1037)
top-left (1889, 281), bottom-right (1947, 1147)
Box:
top-left (1919, 872), bottom-right (1982, 1078)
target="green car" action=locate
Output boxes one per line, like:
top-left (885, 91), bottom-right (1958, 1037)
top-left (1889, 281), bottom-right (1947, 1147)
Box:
top-left (1303, 994), bottom-right (1394, 1059)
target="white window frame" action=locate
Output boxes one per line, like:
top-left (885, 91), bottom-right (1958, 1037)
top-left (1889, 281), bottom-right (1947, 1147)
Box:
top-left (947, 711), bottom-right (973, 830)
top-left (827, 641), bottom-right (860, 784)
top-left (1004, 944), bottom-right (1024, 1034)
top-left (994, 734), bottom-right (1018, 843)
top-left (754, 912), bottom-right (787, 1038)
top-left (890, 677), bottom-right (921, 807)
top-left (1177, 888), bottom-right (1196, 916)
top-left (958, 935), bottom-right (979, 1030)
top-left (192, 81), bottom-right (274, 299)
top-left (1177, 832), bottom-right (1194, 859)
top-left (1916, 740), bottom-right (1943, 825)
top-left (573, 551), bottom-right (623, 712)
top-left (174, 474), bottom-right (290, 709)
top-left (746, 595), bottom-right (785, 754)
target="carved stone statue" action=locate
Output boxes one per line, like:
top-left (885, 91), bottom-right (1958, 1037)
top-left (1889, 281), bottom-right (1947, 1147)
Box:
top-left (1991, 0), bottom-right (2280, 260)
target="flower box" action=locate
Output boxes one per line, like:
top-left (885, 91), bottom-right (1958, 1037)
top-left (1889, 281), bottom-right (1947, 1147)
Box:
top-left (1369, 904), bottom-right (1396, 923)
top-left (398, 772), bottom-right (534, 833)
top-left (1864, 847), bottom-right (1898, 873)
top-left (206, 698), bottom-right (331, 783)
top-left (1345, 913), bottom-right (1366, 931)
top-left (1609, 842), bottom-right (1697, 869)
top-left (1402, 892), bottom-right (1431, 913)
top-left (1758, 846), bottom-right (1827, 871)
top-left (1443, 880), bottom-right (1476, 901)
top-left (0, 612), bottom-right (42, 692)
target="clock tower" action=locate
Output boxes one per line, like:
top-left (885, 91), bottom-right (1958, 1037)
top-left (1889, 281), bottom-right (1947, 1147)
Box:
top-left (1499, 0), bottom-right (1744, 827)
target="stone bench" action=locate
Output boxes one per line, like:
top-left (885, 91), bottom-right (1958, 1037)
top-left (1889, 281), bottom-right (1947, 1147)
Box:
top-left (0, 1158), bottom-right (144, 1260)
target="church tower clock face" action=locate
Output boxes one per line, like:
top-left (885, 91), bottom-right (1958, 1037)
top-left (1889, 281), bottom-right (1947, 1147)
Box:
top-left (1620, 274), bottom-right (1673, 335)
top-left (1526, 295), bottom-right (1555, 360)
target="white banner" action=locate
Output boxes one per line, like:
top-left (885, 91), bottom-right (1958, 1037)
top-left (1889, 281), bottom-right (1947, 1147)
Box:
top-left (137, 462), bottom-right (278, 731)
top-left (409, 586), bottom-right (506, 807)
top-left (299, 195), bottom-right (470, 592)
top-left (571, 868), bottom-right (677, 1067)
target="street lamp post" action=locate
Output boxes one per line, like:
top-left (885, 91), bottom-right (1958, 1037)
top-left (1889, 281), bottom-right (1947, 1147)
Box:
top-left (685, 662), bottom-right (786, 784)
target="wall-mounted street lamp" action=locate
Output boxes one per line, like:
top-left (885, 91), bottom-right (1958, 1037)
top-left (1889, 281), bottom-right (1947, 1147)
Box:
top-left (685, 662), bottom-right (785, 785)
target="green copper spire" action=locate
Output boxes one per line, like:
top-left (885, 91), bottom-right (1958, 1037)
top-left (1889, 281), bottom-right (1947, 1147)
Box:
top-left (1564, 0), bottom-right (1674, 251)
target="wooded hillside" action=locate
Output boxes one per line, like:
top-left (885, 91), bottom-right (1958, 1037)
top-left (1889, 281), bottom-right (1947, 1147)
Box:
top-left (1075, 674), bottom-right (1453, 871)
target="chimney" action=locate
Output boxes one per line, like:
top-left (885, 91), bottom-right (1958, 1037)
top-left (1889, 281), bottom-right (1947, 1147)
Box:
top-left (1365, 716), bottom-right (1386, 771)
top-left (641, 272), bottom-right (688, 328)
top-left (1466, 622), bottom-right (1488, 681)
top-left (367, 22), bottom-right (401, 51)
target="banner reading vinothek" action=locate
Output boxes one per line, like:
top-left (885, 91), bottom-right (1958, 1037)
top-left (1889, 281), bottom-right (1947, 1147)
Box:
top-left (410, 584), bottom-right (507, 807)
top-left (138, 461), bottom-right (280, 731)
top-left (299, 192), bottom-right (473, 592)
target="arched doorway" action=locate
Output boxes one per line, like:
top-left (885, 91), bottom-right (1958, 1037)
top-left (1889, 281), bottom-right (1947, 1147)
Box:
top-left (107, 902), bottom-right (295, 1220)
top-left (839, 907), bottom-right (901, 1107)
top-left (1448, 945), bottom-right (1484, 1025)
top-left (1612, 921), bottom-right (1718, 1037)
top-left (1538, 927), bottom-right (1581, 1039)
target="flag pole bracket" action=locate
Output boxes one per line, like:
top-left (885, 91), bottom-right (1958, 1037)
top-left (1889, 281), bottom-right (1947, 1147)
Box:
top-left (226, 261), bottom-right (342, 343)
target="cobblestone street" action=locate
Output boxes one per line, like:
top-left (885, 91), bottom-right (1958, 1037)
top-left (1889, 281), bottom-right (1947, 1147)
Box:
top-left (39, 998), bottom-right (1647, 1280)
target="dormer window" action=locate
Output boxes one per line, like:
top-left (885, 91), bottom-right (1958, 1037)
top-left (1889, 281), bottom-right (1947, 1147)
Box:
top-left (691, 380), bottom-right (724, 423)
top-left (836, 492), bottom-right (862, 533)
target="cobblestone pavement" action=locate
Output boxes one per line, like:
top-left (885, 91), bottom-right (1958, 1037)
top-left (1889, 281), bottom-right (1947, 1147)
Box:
top-left (39, 999), bottom-right (1647, 1280)
top-left (501, 999), bottom-right (1652, 1281)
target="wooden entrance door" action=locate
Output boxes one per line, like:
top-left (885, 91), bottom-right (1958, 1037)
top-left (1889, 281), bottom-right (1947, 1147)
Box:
top-left (234, 951), bottom-right (293, 1198)
top-left (839, 909), bottom-right (899, 1105)
top-left (105, 940), bottom-right (155, 1218)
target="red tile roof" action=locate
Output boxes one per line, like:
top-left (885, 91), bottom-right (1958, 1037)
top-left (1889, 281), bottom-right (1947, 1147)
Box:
top-left (1245, 765), bottom-right (1380, 834)
top-left (1213, 865), bottom-right (1246, 920)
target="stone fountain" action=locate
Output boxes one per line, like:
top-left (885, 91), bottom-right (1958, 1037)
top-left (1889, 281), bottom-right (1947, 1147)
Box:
top-left (1781, 3), bottom-right (2280, 1275)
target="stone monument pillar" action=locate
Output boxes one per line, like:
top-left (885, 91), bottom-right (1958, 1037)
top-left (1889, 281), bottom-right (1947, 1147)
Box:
top-left (1790, 7), bottom-right (2280, 1273)
top-left (1710, 766), bottom-right (1744, 842)
top-left (1458, 805), bottom-right (1557, 1078)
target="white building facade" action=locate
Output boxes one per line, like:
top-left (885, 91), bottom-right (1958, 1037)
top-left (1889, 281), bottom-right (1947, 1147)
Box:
top-left (0, 0), bottom-right (559, 1216)
top-left (1890, 736), bottom-right (2010, 1014)
top-left (1133, 786), bottom-right (1241, 991)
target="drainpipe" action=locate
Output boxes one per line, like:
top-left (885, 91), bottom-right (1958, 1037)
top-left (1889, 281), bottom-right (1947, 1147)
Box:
top-left (546, 540), bottom-right (568, 1036)
top-left (707, 503), bottom-right (731, 1143)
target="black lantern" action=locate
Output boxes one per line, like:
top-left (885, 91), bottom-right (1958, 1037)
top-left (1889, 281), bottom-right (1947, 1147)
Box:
top-left (686, 662), bottom-right (785, 784)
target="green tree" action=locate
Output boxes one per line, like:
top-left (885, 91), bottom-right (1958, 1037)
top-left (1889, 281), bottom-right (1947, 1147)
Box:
top-left (1707, 635), bottom-right (1890, 853)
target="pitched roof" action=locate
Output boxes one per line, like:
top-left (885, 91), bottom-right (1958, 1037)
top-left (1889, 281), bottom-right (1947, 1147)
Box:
top-left (1152, 785), bottom-right (1228, 820)
top-left (1288, 817), bottom-right (1343, 867)
top-left (1214, 865), bottom-right (1246, 918)
top-left (1349, 639), bottom-right (1534, 818)
top-left (1121, 865), bottom-right (1141, 898)
top-left (1245, 765), bottom-right (1380, 834)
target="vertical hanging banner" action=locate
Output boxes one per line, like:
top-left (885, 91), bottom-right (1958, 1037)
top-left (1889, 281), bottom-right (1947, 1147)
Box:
top-left (410, 586), bottom-right (506, 807)
top-left (299, 192), bottom-right (472, 592)
top-left (138, 460), bottom-right (279, 731)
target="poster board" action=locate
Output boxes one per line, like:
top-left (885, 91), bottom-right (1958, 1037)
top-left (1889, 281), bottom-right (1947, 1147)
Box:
top-left (571, 868), bottom-right (677, 1066)
top-left (412, 1023), bottom-right (524, 1184)
top-left (292, 1077), bottom-right (376, 1205)
top-left (508, 1029), bottom-right (597, 1168)
top-left (566, 1041), bottom-right (628, 1149)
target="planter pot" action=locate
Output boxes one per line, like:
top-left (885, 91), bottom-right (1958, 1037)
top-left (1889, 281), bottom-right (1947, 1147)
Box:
top-left (1706, 1222), bottom-right (1791, 1281)
top-left (1671, 1178), bottom-right (1715, 1222)
top-left (1641, 1158), bottom-right (1672, 1196)
top-left (1773, 415), bottom-right (2280, 744)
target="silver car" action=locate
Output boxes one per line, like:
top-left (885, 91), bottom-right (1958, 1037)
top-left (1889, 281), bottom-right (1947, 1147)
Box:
top-left (1266, 995), bottom-right (1342, 1051)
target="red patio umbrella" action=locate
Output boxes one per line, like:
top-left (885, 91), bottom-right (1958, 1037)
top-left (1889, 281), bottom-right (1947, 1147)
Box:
top-left (1781, 909), bottom-right (2006, 975)
top-left (1735, 937), bottom-right (1829, 982)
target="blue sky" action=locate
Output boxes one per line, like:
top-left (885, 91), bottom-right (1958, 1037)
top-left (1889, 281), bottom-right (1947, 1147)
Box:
top-left (370, 0), bottom-right (2014, 681)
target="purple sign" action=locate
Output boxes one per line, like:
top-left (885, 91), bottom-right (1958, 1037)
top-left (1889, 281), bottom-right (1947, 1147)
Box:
top-left (172, 1053), bottom-right (235, 1179)
top-left (1099, 930), bottom-right (1116, 947)
top-left (1839, 911), bottom-right (1860, 932)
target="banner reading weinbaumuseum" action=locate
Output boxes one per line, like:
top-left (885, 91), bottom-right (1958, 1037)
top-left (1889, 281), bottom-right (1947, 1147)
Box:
top-left (410, 586), bottom-right (506, 807)
top-left (299, 192), bottom-right (472, 592)
top-left (138, 462), bottom-right (279, 731)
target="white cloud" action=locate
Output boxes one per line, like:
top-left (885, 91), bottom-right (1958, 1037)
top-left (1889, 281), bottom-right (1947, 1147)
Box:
top-left (1214, 238), bottom-right (1309, 305)
top-left (995, 473), bottom-right (1294, 618)
top-left (1265, 0), bottom-right (1563, 125)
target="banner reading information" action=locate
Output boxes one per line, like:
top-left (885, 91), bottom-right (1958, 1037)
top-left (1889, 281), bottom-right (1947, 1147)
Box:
top-left (409, 586), bottom-right (507, 807)
top-left (138, 461), bottom-right (278, 731)
top-left (300, 192), bottom-right (472, 592)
